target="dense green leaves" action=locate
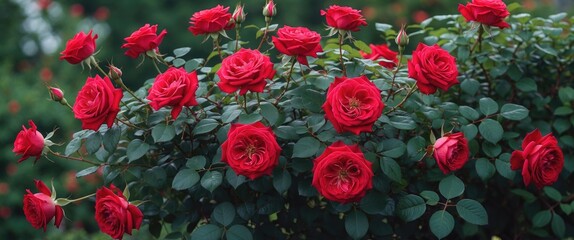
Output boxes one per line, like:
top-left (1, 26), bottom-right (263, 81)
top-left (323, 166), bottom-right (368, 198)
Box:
top-left (226, 225), bottom-right (253, 240)
top-left (456, 199), bottom-right (488, 225)
top-left (292, 137), bottom-right (320, 158)
top-left (126, 139), bottom-right (150, 162)
top-left (172, 169), bottom-right (200, 190)
top-left (380, 157), bottom-right (402, 182)
top-left (212, 202), bottom-right (235, 226)
top-left (190, 224), bottom-right (222, 240)
top-left (479, 119), bottom-right (503, 143)
top-left (193, 119), bottom-right (219, 135)
top-left (201, 171), bottom-right (223, 192)
top-left (152, 124), bottom-right (176, 142)
top-left (396, 194), bottom-right (426, 222)
top-left (532, 210), bottom-right (551, 227)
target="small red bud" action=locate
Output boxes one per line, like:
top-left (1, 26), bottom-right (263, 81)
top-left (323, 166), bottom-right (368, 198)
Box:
top-left (49, 87), bottom-right (64, 102)
top-left (108, 65), bottom-right (123, 82)
top-left (232, 4), bottom-right (246, 25)
top-left (395, 24), bottom-right (409, 48)
top-left (263, 0), bottom-right (276, 18)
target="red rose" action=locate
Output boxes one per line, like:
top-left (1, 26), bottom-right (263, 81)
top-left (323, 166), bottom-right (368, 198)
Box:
top-left (510, 129), bottom-right (564, 189)
top-left (13, 120), bottom-right (44, 163)
top-left (73, 75), bottom-right (123, 131)
top-left (408, 43), bottom-right (458, 95)
top-left (95, 185), bottom-right (143, 240)
top-left (23, 180), bottom-right (63, 231)
top-left (312, 141), bottom-right (373, 203)
top-left (217, 48), bottom-right (275, 95)
top-left (188, 5), bottom-right (234, 35)
top-left (322, 76), bottom-right (384, 135)
top-left (221, 122), bottom-right (281, 180)
top-left (59, 30), bottom-right (98, 64)
top-left (360, 44), bottom-right (398, 69)
top-left (320, 5), bottom-right (367, 32)
top-left (272, 26), bottom-right (323, 66)
top-left (433, 132), bottom-right (470, 174)
top-left (458, 0), bottom-right (510, 29)
top-left (121, 24), bottom-right (167, 58)
top-left (147, 67), bottom-right (199, 119)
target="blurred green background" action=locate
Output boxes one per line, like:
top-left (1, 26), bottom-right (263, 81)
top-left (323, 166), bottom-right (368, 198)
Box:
top-left (1, 0), bottom-right (571, 238)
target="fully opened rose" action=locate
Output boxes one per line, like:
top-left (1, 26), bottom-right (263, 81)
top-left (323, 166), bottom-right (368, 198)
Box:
top-left (188, 5), bottom-right (234, 36)
top-left (217, 48), bottom-right (275, 95)
top-left (272, 26), bottom-right (323, 66)
top-left (510, 129), bottom-right (564, 189)
top-left (13, 120), bottom-right (45, 163)
top-left (121, 24), bottom-right (167, 58)
top-left (23, 180), bottom-right (63, 232)
top-left (433, 132), bottom-right (470, 174)
top-left (360, 44), bottom-right (398, 69)
top-left (408, 43), bottom-right (459, 95)
top-left (322, 76), bottom-right (384, 135)
top-left (73, 75), bottom-right (123, 131)
top-left (221, 122), bottom-right (281, 180)
top-left (458, 0), bottom-right (510, 29)
top-left (59, 29), bottom-right (98, 64)
top-left (147, 67), bottom-right (199, 119)
top-left (95, 185), bottom-right (143, 240)
top-left (312, 141), bottom-right (373, 204)
top-left (320, 5), bottom-right (367, 32)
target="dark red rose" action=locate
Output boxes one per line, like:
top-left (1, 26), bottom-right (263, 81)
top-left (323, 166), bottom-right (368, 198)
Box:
top-left (95, 185), bottom-right (143, 240)
top-left (13, 120), bottom-right (44, 163)
top-left (312, 141), bottom-right (373, 204)
top-left (23, 180), bottom-right (63, 231)
top-left (322, 76), bottom-right (384, 135)
top-left (188, 5), bottom-right (235, 35)
top-left (221, 122), bottom-right (281, 180)
top-left (360, 44), bottom-right (398, 69)
top-left (73, 75), bottom-right (123, 131)
top-left (433, 132), bottom-right (470, 174)
top-left (147, 67), bottom-right (199, 119)
top-left (59, 30), bottom-right (98, 64)
top-left (458, 0), bottom-right (510, 29)
top-left (408, 43), bottom-right (458, 94)
top-left (217, 48), bottom-right (275, 95)
top-left (272, 26), bottom-right (323, 66)
top-left (510, 129), bottom-right (564, 189)
top-left (320, 5), bottom-right (367, 32)
top-left (121, 24), bottom-right (167, 58)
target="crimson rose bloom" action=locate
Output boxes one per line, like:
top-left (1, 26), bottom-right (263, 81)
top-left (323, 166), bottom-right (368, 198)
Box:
top-left (13, 120), bottom-right (44, 163)
top-left (408, 43), bottom-right (459, 94)
top-left (121, 24), bottom-right (167, 58)
top-left (360, 44), bottom-right (398, 69)
top-left (320, 5), bottom-right (367, 32)
top-left (458, 0), bottom-right (510, 29)
top-left (217, 48), bottom-right (275, 95)
top-left (510, 129), bottom-right (564, 189)
top-left (312, 141), bottom-right (373, 203)
top-left (73, 75), bottom-right (123, 131)
top-left (322, 76), bottom-right (384, 135)
top-left (147, 67), bottom-right (199, 119)
top-left (59, 30), bottom-right (98, 64)
top-left (23, 180), bottom-right (63, 231)
top-left (221, 122), bottom-right (281, 180)
top-left (95, 185), bottom-right (143, 240)
top-left (433, 132), bottom-right (470, 174)
top-left (272, 26), bottom-right (323, 66)
top-left (188, 5), bottom-right (235, 35)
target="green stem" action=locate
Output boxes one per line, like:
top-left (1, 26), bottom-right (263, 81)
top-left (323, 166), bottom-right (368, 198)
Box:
top-left (257, 21), bottom-right (271, 51)
top-left (274, 59), bottom-right (297, 106)
top-left (386, 47), bottom-right (404, 102)
top-left (214, 38), bottom-right (223, 60)
top-left (386, 85), bottom-right (418, 114)
top-left (243, 94), bottom-right (248, 113)
top-left (151, 59), bottom-right (163, 74)
top-left (49, 150), bottom-right (100, 166)
top-left (234, 27), bottom-right (241, 52)
top-left (338, 33), bottom-right (347, 76)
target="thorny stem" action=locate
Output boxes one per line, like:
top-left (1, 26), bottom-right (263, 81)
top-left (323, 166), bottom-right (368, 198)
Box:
top-left (243, 94), bottom-right (248, 113)
top-left (338, 33), bottom-right (347, 76)
top-left (386, 47), bottom-right (404, 102)
top-left (49, 150), bottom-right (100, 166)
top-left (386, 85), bottom-right (418, 114)
top-left (274, 59), bottom-right (297, 106)
top-left (214, 37), bottom-right (223, 60)
top-left (152, 59), bottom-right (163, 74)
top-left (235, 28), bottom-right (241, 52)
top-left (257, 20), bottom-right (271, 51)
top-left (93, 61), bottom-right (148, 106)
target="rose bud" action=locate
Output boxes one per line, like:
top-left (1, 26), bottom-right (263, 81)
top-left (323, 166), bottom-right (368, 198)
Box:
top-left (23, 180), bottom-right (64, 231)
top-left (13, 120), bottom-right (45, 163)
top-left (48, 87), bottom-right (64, 103)
top-left (395, 24), bottom-right (409, 48)
top-left (433, 132), bottom-right (470, 174)
top-left (232, 4), bottom-right (246, 25)
top-left (263, 0), bottom-right (276, 18)
top-left (108, 65), bottom-right (123, 84)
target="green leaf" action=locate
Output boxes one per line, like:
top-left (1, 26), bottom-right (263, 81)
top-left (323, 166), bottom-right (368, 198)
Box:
top-left (495, 156), bottom-right (516, 180)
top-left (225, 168), bottom-right (246, 189)
top-left (292, 137), bottom-right (320, 158)
top-left (460, 79), bottom-right (479, 95)
top-left (543, 187), bottom-right (562, 202)
top-left (516, 78), bottom-right (537, 92)
top-left (143, 166), bottom-right (167, 188)
top-left (420, 190), bottom-right (440, 206)
top-left (382, 139), bottom-right (406, 158)
top-left (126, 139), bottom-right (150, 162)
top-left (172, 169), bottom-right (200, 190)
top-left (559, 203), bottom-right (572, 215)
top-left (152, 124), bottom-right (176, 143)
top-left (375, 23), bottom-right (392, 32)
top-left (479, 119), bottom-right (503, 143)
top-left (226, 225), bottom-right (253, 240)
top-left (389, 115), bottom-right (417, 130)
top-left (475, 158), bottom-right (495, 181)
top-left (212, 202), bottom-right (235, 226)
top-left (430, 210), bottom-right (455, 239)
top-left (554, 106), bottom-right (573, 116)
top-left (173, 58), bottom-right (186, 67)
top-left (274, 126), bottom-right (299, 140)
top-left (65, 138), bottom-right (82, 156)
top-left (461, 124), bottom-right (478, 140)
top-left (479, 98), bottom-right (498, 116)
top-left (186, 156), bottom-right (206, 170)
top-left (272, 169), bottom-right (292, 194)
top-left (380, 157), bottom-right (402, 182)
top-left (500, 104), bottom-right (529, 121)
top-left (173, 47), bottom-right (191, 57)
top-left (76, 166), bottom-right (99, 178)
top-left (551, 213), bottom-right (565, 238)
top-left (396, 194), bottom-right (426, 222)
top-left (193, 119), bottom-right (219, 135)
top-left (238, 113), bottom-right (263, 124)
top-left (532, 210), bottom-right (551, 227)
top-left (456, 199), bottom-right (488, 225)
top-left (190, 224), bottom-right (222, 240)
top-left (510, 189), bottom-right (536, 203)
top-left (459, 106), bottom-right (480, 121)
top-left (260, 103), bottom-right (279, 126)
top-left (360, 191), bottom-right (388, 214)
top-left (85, 132), bottom-right (102, 154)
top-left (353, 40), bottom-right (371, 53)
top-left (103, 126), bottom-right (121, 153)
top-left (439, 175), bottom-right (465, 199)
top-left (345, 210), bottom-right (368, 240)
top-left (222, 109), bottom-right (242, 124)
top-left (201, 171), bottom-right (223, 192)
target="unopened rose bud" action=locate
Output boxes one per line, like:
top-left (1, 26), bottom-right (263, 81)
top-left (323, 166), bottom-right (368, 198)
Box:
top-left (49, 87), bottom-right (64, 102)
top-left (108, 65), bottom-right (123, 81)
top-left (263, 0), bottom-right (276, 18)
top-left (232, 4), bottom-right (246, 25)
top-left (395, 24), bottom-right (409, 48)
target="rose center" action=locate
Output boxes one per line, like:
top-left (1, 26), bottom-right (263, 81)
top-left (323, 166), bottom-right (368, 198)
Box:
top-left (245, 144), bottom-right (256, 159)
top-left (348, 97), bottom-right (361, 109)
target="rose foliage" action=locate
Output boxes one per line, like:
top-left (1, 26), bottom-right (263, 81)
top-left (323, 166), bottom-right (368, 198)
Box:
top-left (12, 1), bottom-right (574, 239)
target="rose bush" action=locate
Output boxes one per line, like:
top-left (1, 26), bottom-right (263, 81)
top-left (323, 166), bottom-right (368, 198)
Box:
top-left (11, 1), bottom-right (574, 239)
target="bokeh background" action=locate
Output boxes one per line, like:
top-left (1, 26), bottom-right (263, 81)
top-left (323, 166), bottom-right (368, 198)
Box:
top-left (1, 0), bottom-right (572, 238)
